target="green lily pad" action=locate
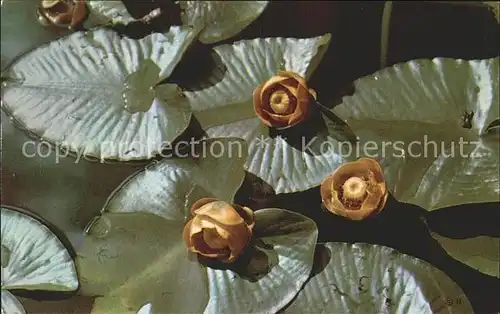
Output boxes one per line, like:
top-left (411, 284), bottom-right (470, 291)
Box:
top-left (333, 57), bottom-right (499, 211)
top-left (179, 1), bottom-right (269, 44)
top-left (1, 206), bottom-right (79, 314)
top-left (283, 243), bottom-right (473, 314)
top-left (77, 209), bottom-right (317, 314)
top-left (431, 232), bottom-right (500, 278)
top-left (1, 26), bottom-right (197, 161)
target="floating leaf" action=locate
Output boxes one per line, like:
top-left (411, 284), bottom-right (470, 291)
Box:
top-left (86, 1), bottom-right (138, 25)
top-left (0, 0), bottom-right (138, 71)
top-left (204, 208), bottom-right (318, 314)
top-left (283, 243), bottom-right (473, 314)
top-left (179, 1), bottom-right (269, 44)
top-left (185, 34), bottom-right (343, 194)
top-left (102, 138), bottom-right (248, 220)
top-left (333, 57), bottom-right (499, 210)
top-left (77, 212), bottom-right (209, 314)
top-left (1, 206), bottom-right (78, 314)
top-left (1, 290), bottom-right (25, 314)
top-left (431, 232), bottom-right (500, 278)
top-left (1, 26), bottom-right (197, 160)
top-left (1, 207), bottom-right (78, 291)
top-left (78, 139), bottom-right (316, 313)
top-left (77, 209), bottom-right (317, 314)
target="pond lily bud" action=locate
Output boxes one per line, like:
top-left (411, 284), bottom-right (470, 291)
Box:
top-left (320, 158), bottom-right (388, 220)
top-left (38, 0), bottom-right (88, 29)
top-left (253, 71), bottom-right (317, 128)
top-left (183, 198), bottom-right (255, 263)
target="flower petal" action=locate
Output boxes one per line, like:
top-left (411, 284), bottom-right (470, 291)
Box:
top-left (190, 198), bottom-right (219, 217)
top-left (277, 70), bottom-right (309, 92)
top-left (261, 76), bottom-right (293, 95)
top-left (1, 206), bottom-right (78, 291)
top-left (203, 228), bottom-right (229, 249)
top-left (193, 201), bottom-right (245, 227)
top-left (232, 204), bottom-right (256, 229)
top-left (357, 158), bottom-right (385, 182)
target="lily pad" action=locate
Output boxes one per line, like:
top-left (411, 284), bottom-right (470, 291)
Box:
top-left (283, 242), bottom-right (473, 314)
top-left (179, 1), bottom-right (269, 44)
top-left (1, 26), bottom-right (197, 161)
top-left (0, 0), bottom-right (136, 71)
top-left (77, 137), bottom-right (317, 313)
top-left (1, 206), bottom-right (79, 314)
top-left (77, 209), bottom-right (317, 314)
top-left (1, 206), bottom-right (78, 291)
top-left (137, 303), bottom-right (153, 314)
top-left (1, 290), bottom-right (25, 314)
top-left (86, 1), bottom-right (138, 25)
top-left (430, 232), bottom-right (500, 278)
top-left (1, 0), bottom-right (72, 71)
top-left (102, 138), bottom-right (248, 220)
top-left (333, 57), bottom-right (499, 210)
top-left (184, 34), bottom-right (347, 194)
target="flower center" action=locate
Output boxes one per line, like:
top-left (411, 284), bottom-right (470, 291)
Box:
top-left (269, 90), bottom-right (291, 114)
top-left (342, 177), bottom-right (367, 202)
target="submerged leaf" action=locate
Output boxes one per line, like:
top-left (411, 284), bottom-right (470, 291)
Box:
top-left (1, 206), bottom-right (78, 291)
top-left (283, 243), bottom-right (473, 314)
top-left (185, 34), bottom-right (341, 194)
top-left (179, 1), bottom-right (269, 44)
top-left (333, 57), bottom-right (499, 210)
top-left (431, 232), bottom-right (500, 278)
top-left (1, 26), bottom-right (197, 160)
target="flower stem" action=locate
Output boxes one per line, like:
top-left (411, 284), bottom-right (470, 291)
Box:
top-left (380, 1), bottom-right (393, 69)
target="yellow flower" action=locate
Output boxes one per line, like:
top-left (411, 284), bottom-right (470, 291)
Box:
top-left (183, 198), bottom-right (255, 263)
top-left (320, 158), bottom-right (388, 220)
top-left (253, 71), bottom-right (317, 128)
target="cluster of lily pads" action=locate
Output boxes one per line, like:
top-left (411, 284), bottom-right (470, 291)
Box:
top-left (1, 1), bottom-right (499, 314)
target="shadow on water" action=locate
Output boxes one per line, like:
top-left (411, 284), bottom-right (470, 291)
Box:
top-left (113, 0), bottom-right (182, 39)
top-left (166, 43), bottom-right (228, 92)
